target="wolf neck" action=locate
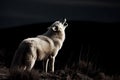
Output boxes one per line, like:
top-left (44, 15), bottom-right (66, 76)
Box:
top-left (43, 29), bottom-right (65, 48)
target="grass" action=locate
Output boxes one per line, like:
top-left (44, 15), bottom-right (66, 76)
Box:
top-left (0, 60), bottom-right (120, 80)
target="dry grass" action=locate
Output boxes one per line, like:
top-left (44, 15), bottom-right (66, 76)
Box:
top-left (0, 60), bottom-right (120, 80)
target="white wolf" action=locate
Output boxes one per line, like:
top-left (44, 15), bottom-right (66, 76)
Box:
top-left (10, 19), bottom-right (68, 72)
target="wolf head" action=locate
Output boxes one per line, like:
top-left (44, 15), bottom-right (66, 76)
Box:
top-left (48, 18), bottom-right (68, 32)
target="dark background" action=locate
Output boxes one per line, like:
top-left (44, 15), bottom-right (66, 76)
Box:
top-left (0, 0), bottom-right (120, 28)
top-left (0, 0), bottom-right (120, 75)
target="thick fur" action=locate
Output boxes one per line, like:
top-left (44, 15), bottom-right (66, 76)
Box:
top-left (10, 19), bottom-right (68, 72)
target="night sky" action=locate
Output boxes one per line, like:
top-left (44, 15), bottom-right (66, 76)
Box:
top-left (0, 0), bottom-right (120, 28)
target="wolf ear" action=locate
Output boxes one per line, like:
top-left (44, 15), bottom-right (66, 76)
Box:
top-left (52, 26), bottom-right (59, 31)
